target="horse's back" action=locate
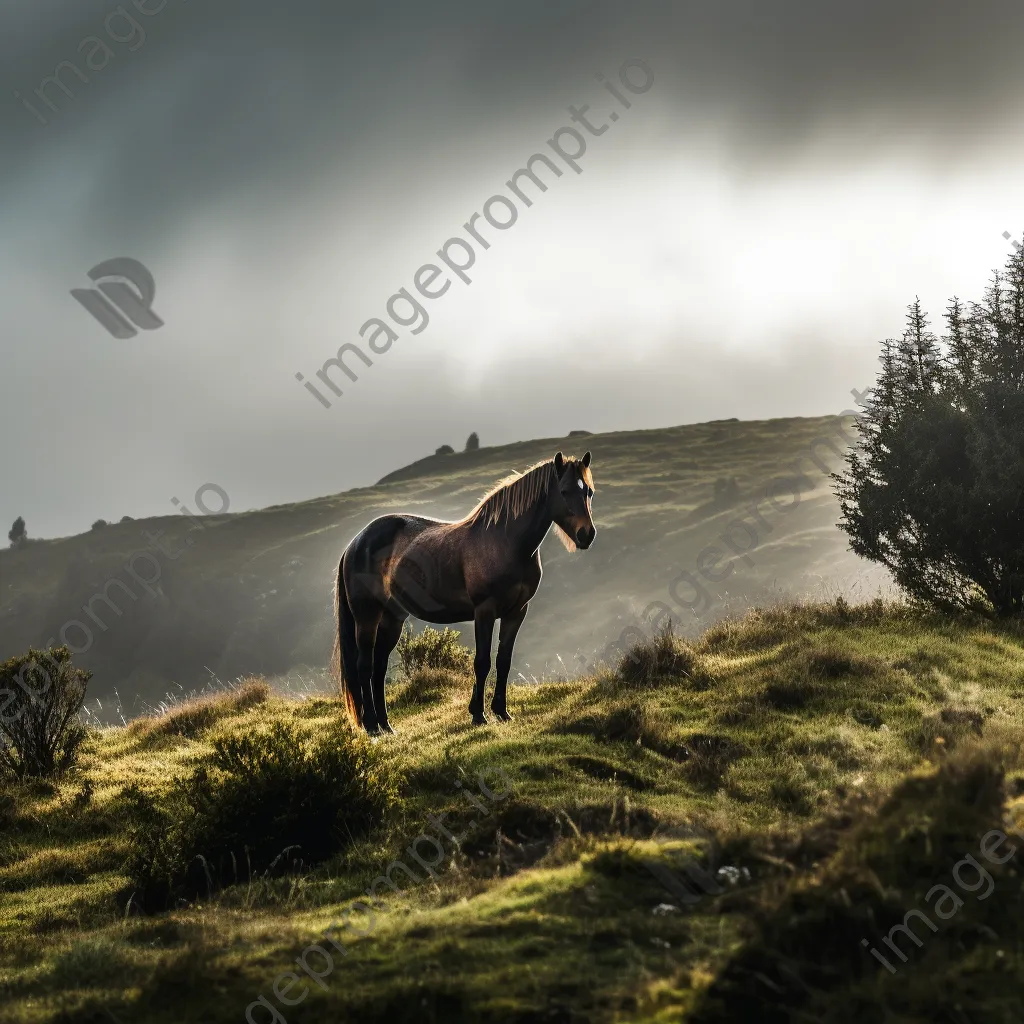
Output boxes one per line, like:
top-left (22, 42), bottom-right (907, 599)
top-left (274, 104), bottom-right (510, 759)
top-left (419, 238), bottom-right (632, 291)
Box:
top-left (343, 514), bottom-right (438, 566)
top-left (343, 513), bottom-right (473, 621)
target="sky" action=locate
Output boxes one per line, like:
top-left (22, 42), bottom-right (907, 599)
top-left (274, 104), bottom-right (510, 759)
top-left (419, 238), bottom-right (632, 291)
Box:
top-left (1, 0), bottom-right (1023, 538)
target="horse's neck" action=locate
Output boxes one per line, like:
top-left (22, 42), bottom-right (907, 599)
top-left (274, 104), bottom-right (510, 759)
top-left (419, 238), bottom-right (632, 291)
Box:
top-left (508, 494), bottom-right (553, 557)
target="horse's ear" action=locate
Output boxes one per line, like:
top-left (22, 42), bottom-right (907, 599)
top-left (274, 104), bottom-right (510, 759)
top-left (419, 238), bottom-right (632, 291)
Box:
top-left (581, 451), bottom-right (592, 468)
top-left (554, 452), bottom-right (564, 474)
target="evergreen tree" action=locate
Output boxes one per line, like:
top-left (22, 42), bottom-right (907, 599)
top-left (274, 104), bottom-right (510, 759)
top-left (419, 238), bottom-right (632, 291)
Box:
top-left (465, 432), bottom-right (480, 452)
top-left (8, 517), bottom-right (25, 548)
top-left (836, 242), bottom-right (1024, 616)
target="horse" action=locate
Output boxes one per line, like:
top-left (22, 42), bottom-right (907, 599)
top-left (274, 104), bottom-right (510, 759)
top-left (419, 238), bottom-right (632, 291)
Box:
top-left (333, 451), bottom-right (596, 733)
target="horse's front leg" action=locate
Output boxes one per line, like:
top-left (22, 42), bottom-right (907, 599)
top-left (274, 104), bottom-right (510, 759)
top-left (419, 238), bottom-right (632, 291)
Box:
top-left (492, 606), bottom-right (527, 722)
top-left (469, 608), bottom-right (495, 726)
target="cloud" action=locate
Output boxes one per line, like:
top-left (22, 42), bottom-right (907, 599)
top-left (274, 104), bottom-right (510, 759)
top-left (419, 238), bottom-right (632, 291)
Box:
top-left (1, 0), bottom-right (1023, 536)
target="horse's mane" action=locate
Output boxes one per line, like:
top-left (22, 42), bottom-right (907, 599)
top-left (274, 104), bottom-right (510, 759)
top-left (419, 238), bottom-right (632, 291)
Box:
top-left (460, 457), bottom-right (586, 550)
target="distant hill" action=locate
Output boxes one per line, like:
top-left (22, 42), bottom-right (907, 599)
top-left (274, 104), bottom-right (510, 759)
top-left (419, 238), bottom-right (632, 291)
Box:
top-left (0, 416), bottom-right (891, 718)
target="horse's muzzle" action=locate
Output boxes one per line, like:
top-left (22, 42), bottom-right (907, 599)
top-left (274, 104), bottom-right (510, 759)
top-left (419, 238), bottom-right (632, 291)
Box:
top-left (576, 525), bottom-right (597, 549)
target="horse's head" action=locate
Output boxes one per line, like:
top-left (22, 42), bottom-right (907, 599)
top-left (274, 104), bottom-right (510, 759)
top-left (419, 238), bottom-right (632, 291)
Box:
top-left (552, 451), bottom-right (596, 550)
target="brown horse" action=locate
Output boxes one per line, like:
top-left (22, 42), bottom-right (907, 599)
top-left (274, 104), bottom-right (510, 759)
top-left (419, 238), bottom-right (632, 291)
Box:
top-left (333, 451), bottom-right (596, 733)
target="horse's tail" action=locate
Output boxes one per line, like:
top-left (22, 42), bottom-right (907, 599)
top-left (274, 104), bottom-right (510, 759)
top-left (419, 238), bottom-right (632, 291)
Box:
top-left (333, 556), bottom-right (361, 727)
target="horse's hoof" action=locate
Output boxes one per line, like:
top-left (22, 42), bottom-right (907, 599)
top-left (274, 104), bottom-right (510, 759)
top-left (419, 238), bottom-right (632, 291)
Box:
top-left (491, 706), bottom-right (513, 722)
top-left (471, 713), bottom-right (489, 726)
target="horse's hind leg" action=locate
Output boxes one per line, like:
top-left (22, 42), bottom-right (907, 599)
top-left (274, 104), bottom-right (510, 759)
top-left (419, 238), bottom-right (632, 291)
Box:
top-left (470, 607), bottom-right (496, 726)
top-left (371, 613), bottom-right (404, 734)
top-left (354, 610), bottom-right (382, 734)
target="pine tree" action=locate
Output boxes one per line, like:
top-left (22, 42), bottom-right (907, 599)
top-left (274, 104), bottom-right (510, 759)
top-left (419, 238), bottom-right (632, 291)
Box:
top-left (8, 517), bottom-right (25, 548)
top-left (836, 242), bottom-right (1024, 616)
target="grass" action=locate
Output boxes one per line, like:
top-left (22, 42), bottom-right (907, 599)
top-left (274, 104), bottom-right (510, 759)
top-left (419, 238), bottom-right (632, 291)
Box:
top-left (2, 599), bottom-right (1024, 1021)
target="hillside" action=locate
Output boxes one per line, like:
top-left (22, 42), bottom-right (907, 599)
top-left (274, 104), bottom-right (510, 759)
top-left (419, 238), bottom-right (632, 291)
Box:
top-left (1, 603), bottom-right (1023, 1022)
top-left (0, 415), bottom-right (891, 719)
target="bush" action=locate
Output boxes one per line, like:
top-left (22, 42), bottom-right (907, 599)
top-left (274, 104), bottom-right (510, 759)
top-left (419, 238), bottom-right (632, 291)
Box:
top-left (0, 647), bottom-right (90, 778)
top-left (91, 520), bottom-right (107, 531)
top-left (435, 444), bottom-right (455, 455)
top-left (395, 625), bottom-right (473, 677)
top-left (836, 243), bottom-right (1024, 616)
top-left (396, 667), bottom-right (462, 706)
top-left (465, 432), bottom-right (480, 451)
top-left (124, 718), bottom-right (400, 909)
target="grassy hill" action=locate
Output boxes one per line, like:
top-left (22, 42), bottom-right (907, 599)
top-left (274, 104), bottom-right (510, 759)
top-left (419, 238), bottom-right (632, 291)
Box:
top-left (2, 602), bottom-right (1024, 1022)
top-left (0, 415), bottom-right (891, 720)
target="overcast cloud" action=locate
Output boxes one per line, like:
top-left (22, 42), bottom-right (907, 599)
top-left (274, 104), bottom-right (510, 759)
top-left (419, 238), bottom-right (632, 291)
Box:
top-left (2, 0), bottom-right (1023, 536)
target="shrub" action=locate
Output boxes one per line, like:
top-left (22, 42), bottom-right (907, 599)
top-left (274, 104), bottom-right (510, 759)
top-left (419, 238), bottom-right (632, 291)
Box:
top-left (836, 243), bottom-right (1024, 616)
top-left (0, 647), bottom-right (90, 778)
top-left (395, 625), bottom-right (473, 677)
top-left (396, 668), bottom-right (462, 706)
top-left (465, 432), bottom-right (480, 451)
top-left (435, 444), bottom-right (455, 455)
top-left (124, 718), bottom-right (400, 909)
top-left (91, 519), bottom-right (107, 531)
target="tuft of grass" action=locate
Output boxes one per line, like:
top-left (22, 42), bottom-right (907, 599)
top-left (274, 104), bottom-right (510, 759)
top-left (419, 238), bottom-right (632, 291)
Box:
top-left (618, 623), bottom-right (713, 687)
top-left (915, 705), bottom-right (986, 753)
top-left (682, 733), bottom-right (748, 791)
top-left (49, 936), bottom-right (134, 989)
top-left (555, 696), bottom-right (690, 762)
top-left (131, 679), bottom-right (273, 743)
